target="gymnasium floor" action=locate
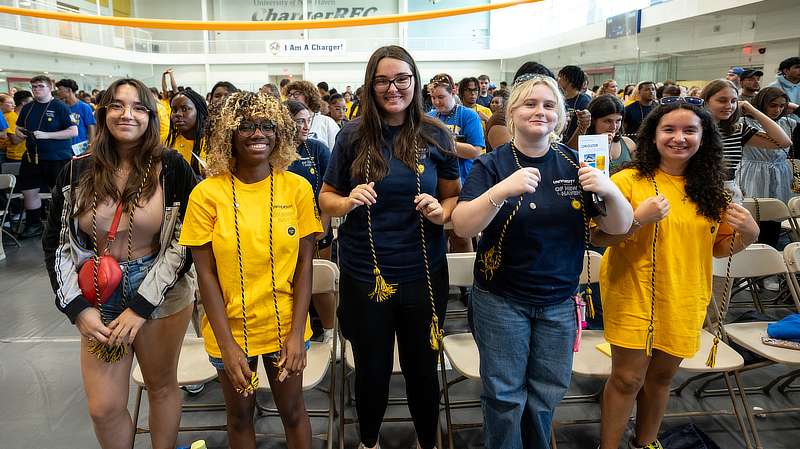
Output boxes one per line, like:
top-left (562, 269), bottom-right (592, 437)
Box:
top-left (1, 236), bottom-right (798, 448)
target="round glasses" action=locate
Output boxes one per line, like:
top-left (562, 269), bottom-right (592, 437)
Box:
top-left (237, 120), bottom-right (276, 138)
top-left (372, 74), bottom-right (414, 93)
top-left (287, 91), bottom-right (303, 99)
top-left (104, 103), bottom-right (150, 118)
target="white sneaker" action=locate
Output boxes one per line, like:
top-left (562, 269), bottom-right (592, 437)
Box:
top-left (323, 328), bottom-right (341, 361)
top-left (763, 277), bottom-right (781, 292)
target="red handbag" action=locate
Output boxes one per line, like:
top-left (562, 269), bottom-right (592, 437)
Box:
top-left (79, 203), bottom-right (124, 307)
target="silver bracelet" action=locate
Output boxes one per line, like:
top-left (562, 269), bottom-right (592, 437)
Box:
top-left (626, 217), bottom-right (642, 236)
top-left (488, 188), bottom-right (505, 210)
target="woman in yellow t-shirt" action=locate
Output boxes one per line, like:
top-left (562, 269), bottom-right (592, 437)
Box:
top-left (179, 92), bottom-right (321, 448)
top-left (591, 100), bottom-right (759, 449)
top-left (166, 89), bottom-right (208, 176)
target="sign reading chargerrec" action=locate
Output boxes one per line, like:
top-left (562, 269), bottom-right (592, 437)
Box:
top-left (268, 40), bottom-right (346, 56)
top-left (251, 0), bottom-right (380, 21)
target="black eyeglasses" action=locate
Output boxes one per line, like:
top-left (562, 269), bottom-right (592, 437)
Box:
top-left (287, 91), bottom-right (303, 99)
top-left (463, 88), bottom-right (479, 94)
top-left (659, 97), bottom-right (704, 106)
top-left (237, 120), bottom-right (276, 138)
top-left (372, 74), bottom-right (414, 93)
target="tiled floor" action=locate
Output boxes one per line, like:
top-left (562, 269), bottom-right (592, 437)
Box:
top-left (1, 236), bottom-right (799, 448)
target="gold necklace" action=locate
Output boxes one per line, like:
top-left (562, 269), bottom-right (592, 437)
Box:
top-left (659, 170), bottom-right (687, 203)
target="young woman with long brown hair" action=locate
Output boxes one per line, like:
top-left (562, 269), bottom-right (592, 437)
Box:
top-left (43, 78), bottom-right (197, 449)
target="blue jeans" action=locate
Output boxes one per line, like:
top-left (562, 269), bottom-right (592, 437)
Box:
top-left (471, 285), bottom-right (577, 449)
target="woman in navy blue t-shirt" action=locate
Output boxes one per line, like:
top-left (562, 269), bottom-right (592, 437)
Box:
top-left (451, 75), bottom-right (632, 449)
top-left (320, 45), bottom-right (460, 449)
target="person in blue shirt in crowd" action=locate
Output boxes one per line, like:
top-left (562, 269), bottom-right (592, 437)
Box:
top-left (319, 45), bottom-right (461, 449)
top-left (15, 75), bottom-right (78, 238)
top-left (767, 56), bottom-right (800, 115)
top-left (55, 78), bottom-right (96, 155)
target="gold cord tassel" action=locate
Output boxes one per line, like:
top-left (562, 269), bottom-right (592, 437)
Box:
top-left (88, 342), bottom-right (127, 363)
top-left (706, 337), bottom-right (720, 368)
top-left (645, 325), bottom-right (654, 357)
top-left (369, 268), bottom-right (396, 302)
top-left (429, 314), bottom-right (444, 350)
top-left (585, 287), bottom-right (595, 319)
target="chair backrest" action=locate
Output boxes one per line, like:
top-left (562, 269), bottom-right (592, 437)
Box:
top-left (783, 242), bottom-right (800, 274)
top-left (447, 252), bottom-right (476, 288)
top-left (712, 243), bottom-right (787, 279)
top-left (0, 173), bottom-right (15, 191)
top-left (312, 259), bottom-right (339, 295)
top-left (741, 198), bottom-right (790, 222)
top-left (788, 197), bottom-right (800, 218)
top-left (579, 250), bottom-right (603, 285)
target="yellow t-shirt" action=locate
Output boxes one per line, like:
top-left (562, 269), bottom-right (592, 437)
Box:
top-left (168, 133), bottom-right (206, 167)
top-left (3, 111), bottom-right (25, 160)
top-left (600, 168), bottom-right (733, 358)
top-left (157, 102), bottom-right (170, 142)
top-left (179, 172), bottom-right (321, 357)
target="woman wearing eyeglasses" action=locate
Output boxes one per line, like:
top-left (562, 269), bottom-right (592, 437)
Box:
top-left (281, 80), bottom-right (339, 150)
top-left (180, 92), bottom-right (320, 449)
top-left (328, 93), bottom-right (350, 129)
top-left (43, 78), bottom-right (197, 448)
top-left (319, 45), bottom-right (460, 449)
top-left (285, 99), bottom-right (338, 355)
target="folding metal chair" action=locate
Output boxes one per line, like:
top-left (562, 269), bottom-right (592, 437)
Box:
top-left (255, 259), bottom-right (339, 448)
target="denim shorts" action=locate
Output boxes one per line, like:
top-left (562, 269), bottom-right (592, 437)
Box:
top-left (96, 252), bottom-right (157, 323)
top-left (208, 340), bottom-right (311, 370)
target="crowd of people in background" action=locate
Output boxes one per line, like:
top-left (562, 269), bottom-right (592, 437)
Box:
top-left (1, 50), bottom-right (800, 449)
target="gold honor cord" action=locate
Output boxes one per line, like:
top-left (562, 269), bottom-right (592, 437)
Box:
top-left (364, 150), bottom-right (397, 302)
top-left (88, 157), bottom-right (153, 363)
top-left (0, 0), bottom-right (541, 31)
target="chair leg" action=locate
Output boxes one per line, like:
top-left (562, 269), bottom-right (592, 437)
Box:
top-left (440, 351), bottom-right (454, 449)
top-left (131, 385), bottom-right (144, 449)
top-left (723, 371), bottom-right (754, 449)
top-left (733, 369), bottom-right (763, 449)
top-left (550, 424), bottom-right (557, 449)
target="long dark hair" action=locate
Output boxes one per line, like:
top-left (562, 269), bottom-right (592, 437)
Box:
top-left (631, 101), bottom-right (727, 222)
top-left (166, 89), bottom-right (208, 174)
top-left (586, 94), bottom-right (625, 142)
top-left (74, 78), bottom-right (163, 217)
top-left (350, 45), bottom-right (451, 182)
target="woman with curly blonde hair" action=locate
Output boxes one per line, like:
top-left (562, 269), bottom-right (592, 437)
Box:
top-left (179, 92), bottom-right (321, 449)
top-left (282, 80), bottom-right (339, 149)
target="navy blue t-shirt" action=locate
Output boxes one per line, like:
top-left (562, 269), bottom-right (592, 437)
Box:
top-left (460, 142), bottom-right (599, 305)
top-left (288, 139), bottom-right (330, 203)
top-left (477, 94), bottom-right (492, 108)
top-left (564, 93), bottom-right (592, 142)
top-left (623, 101), bottom-right (655, 136)
top-left (16, 98), bottom-right (75, 160)
top-left (324, 119), bottom-right (460, 284)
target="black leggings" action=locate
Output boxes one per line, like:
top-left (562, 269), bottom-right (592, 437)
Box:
top-left (339, 266), bottom-right (449, 449)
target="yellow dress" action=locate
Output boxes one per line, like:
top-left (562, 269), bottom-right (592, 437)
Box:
top-left (179, 172), bottom-right (321, 357)
top-left (601, 168), bottom-right (733, 358)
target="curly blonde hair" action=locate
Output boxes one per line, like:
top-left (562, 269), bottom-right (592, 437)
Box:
top-left (203, 92), bottom-right (298, 175)
top-left (281, 80), bottom-right (323, 113)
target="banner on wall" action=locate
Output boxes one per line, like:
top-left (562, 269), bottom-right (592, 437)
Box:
top-left (250, 0), bottom-right (382, 22)
top-left (268, 39), bottom-right (346, 56)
